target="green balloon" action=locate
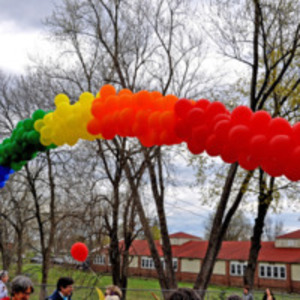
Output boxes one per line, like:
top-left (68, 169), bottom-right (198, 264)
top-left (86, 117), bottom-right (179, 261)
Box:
top-left (28, 131), bottom-right (40, 145)
top-left (16, 121), bottom-right (24, 129)
top-left (32, 109), bottom-right (46, 121)
top-left (3, 138), bottom-right (10, 145)
top-left (23, 119), bottom-right (34, 131)
top-left (11, 162), bottom-right (23, 171)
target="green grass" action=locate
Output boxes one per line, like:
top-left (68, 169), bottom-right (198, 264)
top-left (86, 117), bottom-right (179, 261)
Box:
top-left (4, 264), bottom-right (299, 300)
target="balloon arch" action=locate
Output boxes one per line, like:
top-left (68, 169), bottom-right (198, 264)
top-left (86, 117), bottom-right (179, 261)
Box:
top-left (1, 84), bottom-right (300, 188)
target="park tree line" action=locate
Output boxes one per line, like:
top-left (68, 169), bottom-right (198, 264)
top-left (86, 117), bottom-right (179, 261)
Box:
top-left (0, 1), bottom-right (299, 300)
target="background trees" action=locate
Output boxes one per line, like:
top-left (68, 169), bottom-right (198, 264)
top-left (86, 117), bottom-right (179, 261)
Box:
top-left (0, 0), bottom-right (299, 300)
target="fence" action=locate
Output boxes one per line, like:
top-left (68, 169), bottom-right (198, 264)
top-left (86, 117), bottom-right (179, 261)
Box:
top-left (29, 285), bottom-right (300, 300)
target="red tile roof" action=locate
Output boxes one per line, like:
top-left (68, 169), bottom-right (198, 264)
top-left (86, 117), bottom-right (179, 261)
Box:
top-left (126, 238), bottom-right (300, 263)
top-left (169, 232), bottom-right (202, 240)
top-left (276, 229), bottom-right (300, 239)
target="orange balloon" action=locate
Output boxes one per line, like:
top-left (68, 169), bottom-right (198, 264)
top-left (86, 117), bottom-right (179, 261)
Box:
top-left (87, 118), bottom-right (102, 135)
top-left (118, 89), bottom-right (133, 96)
top-left (137, 91), bottom-right (151, 110)
top-left (164, 95), bottom-right (178, 110)
top-left (101, 116), bottom-right (116, 140)
top-left (100, 84), bottom-right (116, 100)
top-left (160, 111), bottom-right (175, 131)
top-left (148, 112), bottom-right (161, 131)
top-left (91, 101), bottom-right (106, 119)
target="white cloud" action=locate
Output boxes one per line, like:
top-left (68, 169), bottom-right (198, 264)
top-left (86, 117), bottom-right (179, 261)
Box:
top-left (0, 20), bottom-right (54, 74)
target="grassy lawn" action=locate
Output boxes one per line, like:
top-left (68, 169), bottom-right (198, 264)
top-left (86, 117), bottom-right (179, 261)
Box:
top-left (3, 264), bottom-right (298, 299)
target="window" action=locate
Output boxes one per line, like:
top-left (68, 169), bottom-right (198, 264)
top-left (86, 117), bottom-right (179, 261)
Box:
top-left (93, 255), bottom-right (106, 265)
top-left (280, 267), bottom-right (286, 279)
top-left (173, 259), bottom-right (178, 271)
top-left (230, 262), bottom-right (247, 276)
top-left (259, 264), bottom-right (286, 280)
top-left (141, 257), bottom-right (155, 269)
top-left (260, 265), bottom-right (265, 277)
top-left (273, 266), bottom-right (278, 278)
top-left (231, 264), bottom-right (236, 275)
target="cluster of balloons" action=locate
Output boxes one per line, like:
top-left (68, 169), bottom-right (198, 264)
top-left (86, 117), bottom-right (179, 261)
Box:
top-left (71, 242), bottom-right (89, 262)
top-left (0, 109), bottom-right (55, 173)
top-left (36, 92), bottom-right (102, 147)
top-left (174, 100), bottom-right (300, 181)
top-left (1, 84), bottom-right (300, 188)
top-left (87, 85), bottom-right (181, 147)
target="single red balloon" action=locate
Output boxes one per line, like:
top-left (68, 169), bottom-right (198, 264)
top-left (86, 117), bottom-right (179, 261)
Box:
top-left (71, 242), bottom-right (89, 262)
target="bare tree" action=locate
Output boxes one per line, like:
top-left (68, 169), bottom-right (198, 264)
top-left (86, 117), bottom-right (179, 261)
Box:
top-left (0, 182), bottom-right (35, 274)
top-left (41, 0), bottom-right (209, 297)
top-left (204, 210), bottom-right (252, 241)
top-left (192, 0), bottom-right (300, 297)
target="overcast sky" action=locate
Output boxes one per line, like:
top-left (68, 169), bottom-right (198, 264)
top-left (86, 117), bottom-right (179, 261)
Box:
top-left (0, 0), bottom-right (299, 238)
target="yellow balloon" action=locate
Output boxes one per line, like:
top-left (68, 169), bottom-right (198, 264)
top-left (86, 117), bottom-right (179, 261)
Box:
top-left (34, 119), bottom-right (45, 132)
top-left (52, 134), bottom-right (65, 146)
top-left (43, 113), bottom-right (54, 126)
top-left (40, 126), bottom-right (53, 139)
top-left (95, 287), bottom-right (105, 300)
top-left (79, 92), bottom-right (94, 103)
top-left (54, 94), bottom-right (70, 107)
top-left (40, 136), bottom-right (52, 146)
top-left (56, 102), bottom-right (71, 118)
top-left (66, 115), bottom-right (78, 127)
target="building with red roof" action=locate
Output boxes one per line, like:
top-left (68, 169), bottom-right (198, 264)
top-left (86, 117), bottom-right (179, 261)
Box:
top-left (91, 230), bottom-right (300, 292)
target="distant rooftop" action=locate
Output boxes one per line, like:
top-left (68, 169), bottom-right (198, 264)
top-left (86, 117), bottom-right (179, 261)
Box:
top-left (277, 229), bottom-right (300, 239)
top-left (169, 232), bottom-right (202, 240)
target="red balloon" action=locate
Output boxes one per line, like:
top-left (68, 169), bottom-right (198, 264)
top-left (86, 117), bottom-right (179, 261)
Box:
top-left (238, 152), bottom-right (259, 171)
top-left (205, 134), bottom-right (222, 157)
top-left (231, 106), bottom-right (253, 125)
top-left (249, 135), bottom-right (268, 163)
top-left (187, 108), bottom-right (205, 126)
top-left (174, 119), bottom-right (190, 140)
top-left (221, 145), bottom-right (239, 164)
top-left (174, 99), bottom-right (194, 119)
top-left (250, 110), bottom-right (271, 135)
top-left (228, 125), bottom-right (251, 151)
top-left (292, 122), bottom-right (300, 145)
top-left (205, 101), bottom-right (228, 120)
top-left (284, 147), bottom-right (300, 181)
top-left (213, 119), bottom-right (231, 144)
top-left (195, 99), bottom-right (210, 110)
top-left (267, 117), bottom-right (292, 138)
top-left (209, 113), bottom-right (230, 130)
top-left (71, 242), bottom-right (89, 262)
top-left (187, 139), bottom-right (205, 155)
top-left (269, 135), bottom-right (293, 162)
top-left (191, 125), bottom-right (209, 148)
top-left (261, 159), bottom-right (284, 177)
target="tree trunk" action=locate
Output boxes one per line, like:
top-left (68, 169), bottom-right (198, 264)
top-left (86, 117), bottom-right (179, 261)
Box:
top-left (194, 165), bottom-right (253, 299)
top-left (110, 231), bottom-right (121, 286)
top-left (123, 162), bottom-right (169, 291)
top-left (144, 147), bottom-right (177, 289)
top-left (194, 163), bottom-right (238, 295)
top-left (244, 176), bottom-right (274, 289)
top-left (16, 228), bottom-right (23, 274)
top-left (0, 226), bottom-right (12, 270)
top-left (40, 255), bottom-right (50, 300)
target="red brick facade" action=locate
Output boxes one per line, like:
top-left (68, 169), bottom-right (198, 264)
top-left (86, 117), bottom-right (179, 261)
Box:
top-left (91, 231), bottom-right (300, 292)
